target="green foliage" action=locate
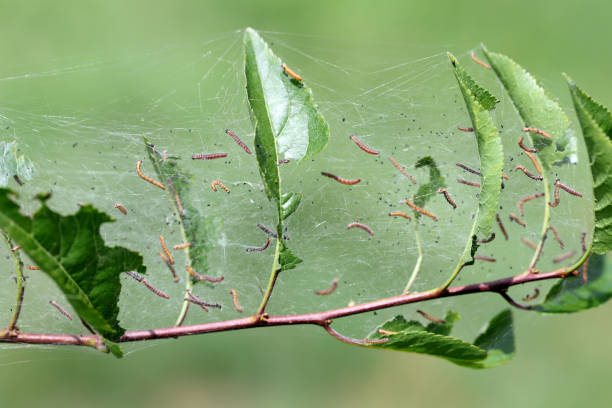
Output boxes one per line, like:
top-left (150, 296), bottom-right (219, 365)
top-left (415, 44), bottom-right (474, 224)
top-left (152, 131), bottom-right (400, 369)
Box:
top-left (0, 140), bottom-right (34, 187)
top-left (0, 189), bottom-right (146, 356)
top-left (413, 156), bottom-right (445, 210)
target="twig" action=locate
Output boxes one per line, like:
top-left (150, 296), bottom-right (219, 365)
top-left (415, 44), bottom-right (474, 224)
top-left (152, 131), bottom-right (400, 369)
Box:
top-left (2, 231), bottom-right (26, 332)
top-left (324, 325), bottom-right (388, 346)
top-left (497, 290), bottom-right (533, 311)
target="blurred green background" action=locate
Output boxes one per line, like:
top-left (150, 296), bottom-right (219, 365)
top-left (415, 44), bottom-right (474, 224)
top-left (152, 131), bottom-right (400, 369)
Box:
top-left (1, 0), bottom-right (611, 407)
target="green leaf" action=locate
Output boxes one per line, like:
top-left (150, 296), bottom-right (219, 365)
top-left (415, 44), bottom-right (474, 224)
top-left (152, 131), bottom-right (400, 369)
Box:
top-left (482, 46), bottom-right (577, 169)
top-left (0, 188), bottom-right (146, 352)
top-left (0, 140), bottom-right (34, 186)
top-left (414, 156), bottom-right (445, 210)
top-left (456, 309), bottom-right (515, 369)
top-left (565, 77), bottom-right (612, 254)
top-left (281, 192), bottom-right (302, 221)
top-left (450, 62), bottom-right (499, 110)
top-left (535, 253), bottom-right (612, 313)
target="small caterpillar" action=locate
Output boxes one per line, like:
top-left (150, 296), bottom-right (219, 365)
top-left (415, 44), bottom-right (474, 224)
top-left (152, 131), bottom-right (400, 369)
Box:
top-left (349, 135), bottom-right (379, 155)
top-left (26, 265), bottom-right (40, 271)
top-left (321, 171), bottom-right (361, 185)
top-left (49, 300), bottom-right (73, 321)
top-left (125, 271), bottom-right (169, 299)
top-left (496, 214), bottom-right (509, 240)
top-left (521, 237), bottom-right (538, 250)
top-left (136, 160), bottom-right (166, 190)
top-left (314, 278), bottom-right (339, 296)
top-left (474, 255), bottom-right (496, 262)
top-left (347, 222), bottom-right (375, 236)
top-left (457, 126), bottom-right (474, 132)
top-left (257, 223), bottom-right (277, 238)
top-left (246, 236), bottom-right (271, 252)
top-left (549, 183), bottom-right (561, 208)
top-left (456, 178), bottom-right (480, 188)
top-left (478, 233), bottom-right (495, 244)
top-left (417, 309), bottom-right (446, 323)
top-left (173, 243), bottom-right (191, 250)
top-left (378, 329), bottom-right (399, 336)
top-left (211, 180), bottom-right (230, 194)
top-left (470, 51), bottom-right (491, 69)
top-left (159, 235), bottom-right (174, 265)
top-left (388, 156), bottom-right (417, 184)
top-left (522, 288), bottom-right (540, 302)
top-left (509, 213), bottom-right (526, 228)
top-left (437, 188), bottom-right (457, 209)
top-left (225, 129), bottom-right (252, 155)
top-left (158, 252), bottom-right (178, 283)
top-left (229, 289), bottom-right (243, 312)
top-left (388, 211), bottom-right (411, 220)
top-left (455, 162), bottom-right (481, 176)
top-left (282, 63), bottom-right (302, 82)
top-left (404, 200), bottom-right (438, 221)
top-left (518, 192), bottom-right (545, 216)
top-left (162, 150), bottom-right (167, 164)
top-left (186, 290), bottom-right (222, 311)
top-left (278, 159), bottom-right (291, 164)
top-left (514, 165), bottom-right (543, 181)
top-left (522, 126), bottom-right (552, 139)
top-left (167, 179), bottom-right (184, 216)
top-left (553, 250), bottom-right (576, 264)
top-left (114, 203), bottom-right (127, 215)
top-left (547, 226), bottom-right (565, 249)
top-left (556, 179), bottom-right (583, 198)
top-left (518, 137), bottom-right (537, 153)
top-left (192, 153), bottom-right (227, 160)
top-left (11, 246), bottom-right (20, 252)
top-left (186, 265), bottom-right (224, 283)
top-left (523, 151), bottom-right (542, 174)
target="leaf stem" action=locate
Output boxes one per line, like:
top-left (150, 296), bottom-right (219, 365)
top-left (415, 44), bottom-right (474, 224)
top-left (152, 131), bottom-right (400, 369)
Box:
top-left (256, 239), bottom-right (281, 315)
top-left (403, 224), bottom-right (423, 294)
top-left (527, 177), bottom-right (551, 273)
top-left (1, 230), bottom-right (26, 332)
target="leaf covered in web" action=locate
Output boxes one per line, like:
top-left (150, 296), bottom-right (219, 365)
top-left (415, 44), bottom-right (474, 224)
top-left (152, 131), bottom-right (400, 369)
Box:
top-left (0, 140), bottom-right (34, 187)
top-left (413, 156), bottom-right (445, 211)
top-left (0, 188), bottom-right (146, 356)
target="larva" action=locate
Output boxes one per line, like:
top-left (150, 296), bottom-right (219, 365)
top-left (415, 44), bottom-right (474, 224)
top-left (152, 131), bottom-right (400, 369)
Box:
top-left (49, 300), bottom-right (73, 321)
top-left (173, 243), bottom-right (191, 250)
top-left (281, 63), bottom-right (302, 82)
top-left (457, 178), bottom-right (480, 188)
top-left (278, 159), bottom-right (291, 164)
top-left (257, 223), bottom-right (277, 238)
top-left (417, 309), bottom-right (446, 323)
top-left (514, 165), bottom-right (543, 181)
top-left (388, 211), bottom-right (412, 220)
top-left (518, 192), bottom-right (545, 216)
top-left (11, 246), bottom-right (20, 252)
top-left (225, 129), bottom-right (252, 155)
top-left (246, 236), bottom-right (271, 252)
top-left (211, 180), bottom-right (230, 194)
top-left (496, 214), bottom-right (509, 240)
top-left (523, 151), bottom-right (542, 174)
top-left (229, 289), bottom-right (243, 312)
top-left (549, 184), bottom-right (560, 208)
top-left (553, 250), bottom-right (576, 264)
top-left (159, 252), bottom-right (178, 283)
top-left (522, 127), bottom-right (552, 139)
top-left (521, 237), bottom-right (538, 250)
top-left (192, 153), bottom-right (227, 160)
top-left (26, 265), bottom-right (40, 271)
top-left (136, 160), bottom-right (166, 190)
top-left (474, 255), bottom-right (496, 262)
top-left (347, 222), bottom-right (375, 236)
top-left (186, 265), bottom-right (224, 283)
top-left (114, 203), bottom-right (127, 215)
top-left (437, 188), bottom-right (457, 209)
top-left (457, 126), bottom-right (474, 132)
top-left (186, 290), bottom-right (222, 311)
top-left (522, 288), bottom-right (540, 302)
top-left (518, 137), bottom-right (537, 153)
top-left (556, 179), bottom-right (583, 198)
top-left (456, 162), bottom-right (481, 176)
top-left (162, 150), bottom-right (167, 164)
top-left (509, 213), bottom-right (526, 228)
top-left (159, 235), bottom-right (174, 265)
top-left (314, 278), bottom-right (339, 296)
top-left (167, 179), bottom-right (184, 216)
top-left (125, 271), bottom-right (169, 299)
top-left (470, 51), bottom-right (491, 69)
top-left (547, 226), bottom-right (565, 249)
top-left (378, 329), bottom-right (398, 336)
top-left (321, 171), bottom-right (361, 185)
top-left (388, 156), bottom-right (417, 184)
top-left (349, 135), bottom-right (379, 155)
top-left (478, 233), bottom-right (495, 244)
top-left (404, 200), bottom-right (439, 221)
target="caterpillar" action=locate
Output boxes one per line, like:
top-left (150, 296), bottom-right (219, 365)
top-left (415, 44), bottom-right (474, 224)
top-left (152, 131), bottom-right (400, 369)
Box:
top-left (11, 246), bottom-right (20, 252)
top-left (547, 226), bottom-right (565, 249)
top-left (553, 250), bottom-right (576, 264)
top-left (162, 150), bottom-right (167, 164)
top-left (549, 183), bottom-right (561, 208)
top-left (556, 179), bottom-right (583, 197)
top-left (320, 171), bottom-right (361, 185)
top-left (388, 156), bottom-right (417, 184)
top-left (225, 129), bottom-right (252, 155)
top-left (478, 233), bottom-right (496, 244)
top-left (186, 290), bottom-right (222, 311)
top-left (125, 271), bottom-right (169, 299)
top-left (349, 135), bottom-right (379, 155)
top-left (192, 153), bottom-right (227, 160)
top-left (455, 162), bottom-right (481, 176)
top-left (49, 300), bottom-right (73, 321)
top-left (378, 329), bottom-right (399, 336)
top-left (522, 126), bottom-right (552, 139)
top-left (26, 265), bottom-right (40, 271)
top-left (211, 180), bottom-right (230, 194)
top-left (230, 289), bottom-right (243, 313)
top-left (347, 222), bottom-right (375, 236)
top-left (278, 159), bottom-right (291, 164)
top-left (404, 200), bottom-right (438, 221)
top-left (281, 63), bottom-right (302, 82)
top-left (167, 179), bottom-right (184, 216)
top-left (114, 203), bottom-right (127, 215)
top-left (136, 160), bottom-right (166, 190)
top-left (456, 178), bottom-right (480, 188)
top-left (457, 126), bottom-right (474, 132)
top-left (470, 51), bottom-right (491, 69)
top-left (518, 192), bottom-right (545, 216)
top-left (158, 252), bottom-right (178, 283)
top-left (186, 265), bottom-right (225, 283)
top-left (246, 236), bottom-right (271, 252)
top-left (388, 211), bottom-right (411, 220)
top-left (518, 137), bottom-right (537, 153)
top-left (314, 278), bottom-right (339, 296)
top-left (173, 243), bottom-right (191, 250)
top-left (159, 235), bottom-right (174, 265)
top-left (523, 151), bottom-right (542, 174)
top-left (521, 237), bottom-right (537, 250)
top-left (474, 255), bottom-right (496, 262)
top-left (514, 165), bottom-right (543, 181)
top-left (522, 288), bottom-right (540, 302)
top-left (437, 188), bottom-right (457, 209)
top-left (509, 213), bottom-right (526, 228)
top-left (417, 309), bottom-right (446, 323)
top-left (257, 223), bottom-right (277, 238)
top-left (496, 214), bottom-right (509, 240)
